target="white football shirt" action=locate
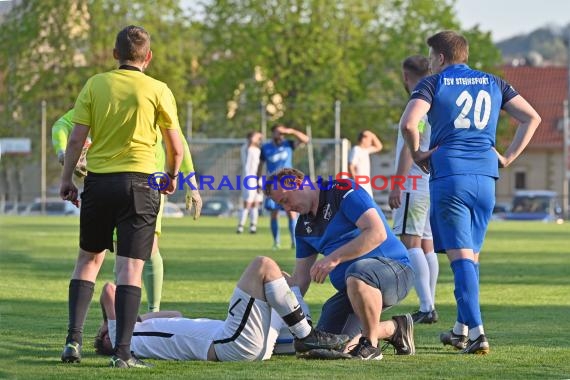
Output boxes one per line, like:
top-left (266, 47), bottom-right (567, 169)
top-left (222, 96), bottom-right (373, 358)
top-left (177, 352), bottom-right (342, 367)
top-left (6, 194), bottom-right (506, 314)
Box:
top-left (394, 116), bottom-right (431, 194)
top-left (348, 145), bottom-right (373, 196)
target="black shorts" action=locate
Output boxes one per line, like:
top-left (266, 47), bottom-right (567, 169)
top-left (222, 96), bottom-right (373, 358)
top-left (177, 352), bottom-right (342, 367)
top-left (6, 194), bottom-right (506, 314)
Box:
top-left (80, 172), bottom-right (160, 260)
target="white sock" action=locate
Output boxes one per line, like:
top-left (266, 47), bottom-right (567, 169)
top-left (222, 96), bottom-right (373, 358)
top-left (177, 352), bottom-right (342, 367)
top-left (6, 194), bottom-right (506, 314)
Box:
top-left (238, 209), bottom-right (248, 227)
top-left (262, 309), bottom-right (286, 360)
top-left (249, 207), bottom-right (259, 226)
top-left (453, 322), bottom-right (468, 336)
top-left (264, 278), bottom-right (311, 339)
top-left (291, 286), bottom-right (312, 323)
top-left (424, 251), bottom-right (439, 309)
top-left (408, 247), bottom-right (433, 312)
top-left (469, 326), bottom-right (485, 341)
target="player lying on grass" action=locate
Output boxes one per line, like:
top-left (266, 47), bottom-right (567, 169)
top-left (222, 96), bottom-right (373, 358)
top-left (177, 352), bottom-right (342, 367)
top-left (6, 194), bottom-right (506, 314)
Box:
top-left (93, 256), bottom-right (349, 365)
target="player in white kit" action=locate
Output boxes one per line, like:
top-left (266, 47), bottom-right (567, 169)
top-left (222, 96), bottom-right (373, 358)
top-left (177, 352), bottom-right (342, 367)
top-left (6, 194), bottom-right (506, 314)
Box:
top-left (389, 55), bottom-right (439, 324)
top-left (348, 130), bottom-right (383, 198)
top-left (237, 131), bottom-right (264, 234)
top-left (96, 256), bottom-right (349, 364)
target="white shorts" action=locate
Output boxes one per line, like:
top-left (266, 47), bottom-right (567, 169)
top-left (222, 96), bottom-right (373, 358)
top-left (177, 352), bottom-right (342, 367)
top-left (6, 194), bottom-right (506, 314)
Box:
top-left (108, 287), bottom-right (280, 362)
top-left (242, 175), bottom-right (262, 203)
top-left (392, 191), bottom-right (432, 239)
top-left (242, 187), bottom-right (263, 203)
top-left (212, 287), bottom-right (275, 361)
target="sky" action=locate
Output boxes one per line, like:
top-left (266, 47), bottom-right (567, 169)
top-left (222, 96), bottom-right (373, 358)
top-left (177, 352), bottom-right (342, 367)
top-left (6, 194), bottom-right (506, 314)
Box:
top-left (453, 0), bottom-right (570, 41)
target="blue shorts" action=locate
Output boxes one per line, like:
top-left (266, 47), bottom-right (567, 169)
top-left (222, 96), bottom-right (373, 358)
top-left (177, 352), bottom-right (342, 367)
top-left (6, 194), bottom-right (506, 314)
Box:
top-left (430, 174), bottom-right (495, 254)
top-left (316, 257), bottom-right (413, 335)
top-left (264, 197), bottom-right (284, 211)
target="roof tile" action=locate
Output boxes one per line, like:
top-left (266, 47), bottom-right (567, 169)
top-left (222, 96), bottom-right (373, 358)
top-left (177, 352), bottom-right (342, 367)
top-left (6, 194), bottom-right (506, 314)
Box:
top-left (501, 66), bottom-right (567, 149)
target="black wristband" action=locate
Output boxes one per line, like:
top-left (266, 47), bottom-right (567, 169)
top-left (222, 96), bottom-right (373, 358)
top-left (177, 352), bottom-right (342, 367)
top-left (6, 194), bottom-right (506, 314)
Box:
top-left (167, 171), bottom-right (178, 180)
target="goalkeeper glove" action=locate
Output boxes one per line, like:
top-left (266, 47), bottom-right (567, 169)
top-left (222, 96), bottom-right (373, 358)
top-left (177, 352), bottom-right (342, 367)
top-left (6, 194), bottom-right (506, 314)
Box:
top-left (185, 179), bottom-right (202, 220)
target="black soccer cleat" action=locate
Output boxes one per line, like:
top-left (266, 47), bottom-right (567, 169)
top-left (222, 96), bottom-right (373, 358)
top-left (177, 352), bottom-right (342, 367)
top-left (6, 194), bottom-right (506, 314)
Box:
top-left (109, 355), bottom-right (154, 368)
top-left (440, 329), bottom-right (468, 350)
top-left (460, 334), bottom-right (490, 355)
top-left (385, 314), bottom-right (415, 355)
top-left (347, 337), bottom-right (383, 360)
top-left (294, 329), bottom-right (349, 353)
top-left (411, 309), bottom-right (438, 324)
top-left (61, 341), bottom-right (81, 363)
top-left (431, 309), bottom-right (439, 323)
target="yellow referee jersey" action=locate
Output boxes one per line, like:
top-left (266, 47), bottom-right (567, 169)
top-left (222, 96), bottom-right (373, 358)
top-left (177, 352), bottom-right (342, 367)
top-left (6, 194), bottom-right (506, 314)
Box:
top-left (73, 68), bottom-right (179, 174)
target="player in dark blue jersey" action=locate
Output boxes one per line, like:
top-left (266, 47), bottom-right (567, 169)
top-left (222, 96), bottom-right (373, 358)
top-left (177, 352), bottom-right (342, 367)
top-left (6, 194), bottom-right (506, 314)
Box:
top-left (258, 124), bottom-right (309, 250)
top-left (400, 31), bottom-right (541, 355)
top-left (264, 168), bottom-right (415, 360)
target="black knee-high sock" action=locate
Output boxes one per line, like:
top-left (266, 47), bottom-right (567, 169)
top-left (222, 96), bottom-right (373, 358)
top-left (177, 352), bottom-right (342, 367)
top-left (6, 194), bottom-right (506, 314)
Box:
top-left (67, 279), bottom-right (95, 345)
top-left (114, 285), bottom-right (141, 360)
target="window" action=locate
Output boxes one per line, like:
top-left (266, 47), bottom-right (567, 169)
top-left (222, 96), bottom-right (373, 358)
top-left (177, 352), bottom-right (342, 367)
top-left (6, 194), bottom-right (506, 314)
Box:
top-left (514, 171), bottom-right (526, 190)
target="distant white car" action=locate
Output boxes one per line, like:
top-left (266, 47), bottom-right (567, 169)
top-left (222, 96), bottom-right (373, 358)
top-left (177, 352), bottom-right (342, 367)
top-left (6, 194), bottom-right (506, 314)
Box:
top-left (201, 197), bottom-right (236, 217)
top-left (23, 198), bottom-right (80, 216)
top-left (162, 202), bottom-right (184, 218)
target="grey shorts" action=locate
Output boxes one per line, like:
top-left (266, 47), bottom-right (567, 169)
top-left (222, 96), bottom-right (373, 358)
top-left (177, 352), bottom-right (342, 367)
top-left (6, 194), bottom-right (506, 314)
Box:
top-left (316, 257), bottom-right (414, 335)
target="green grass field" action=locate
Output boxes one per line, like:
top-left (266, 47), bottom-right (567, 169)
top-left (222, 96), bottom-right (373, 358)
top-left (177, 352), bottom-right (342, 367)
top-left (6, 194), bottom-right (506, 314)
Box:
top-left (0, 216), bottom-right (569, 379)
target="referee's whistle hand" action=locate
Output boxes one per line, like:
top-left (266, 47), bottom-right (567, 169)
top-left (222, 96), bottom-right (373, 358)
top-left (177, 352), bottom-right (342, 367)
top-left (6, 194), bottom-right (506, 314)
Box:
top-left (160, 177), bottom-right (177, 195)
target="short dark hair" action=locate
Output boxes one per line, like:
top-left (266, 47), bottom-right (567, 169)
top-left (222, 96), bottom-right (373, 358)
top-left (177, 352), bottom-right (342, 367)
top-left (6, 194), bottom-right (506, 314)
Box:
top-left (402, 55), bottom-right (430, 77)
top-left (263, 168), bottom-right (305, 196)
top-left (427, 30), bottom-right (469, 64)
top-left (271, 124), bottom-right (285, 132)
top-left (115, 25), bottom-right (151, 63)
top-left (357, 131), bottom-right (366, 143)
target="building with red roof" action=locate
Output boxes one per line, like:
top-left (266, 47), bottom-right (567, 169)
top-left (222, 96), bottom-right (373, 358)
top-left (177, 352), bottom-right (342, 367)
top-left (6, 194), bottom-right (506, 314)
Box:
top-left (496, 66), bottom-right (568, 215)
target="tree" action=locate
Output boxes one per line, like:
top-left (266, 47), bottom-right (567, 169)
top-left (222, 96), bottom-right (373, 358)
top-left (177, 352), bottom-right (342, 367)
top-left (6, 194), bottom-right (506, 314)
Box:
top-left (0, 0), bottom-right (203, 199)
top-left (195, 0), bottom-right (502, 142)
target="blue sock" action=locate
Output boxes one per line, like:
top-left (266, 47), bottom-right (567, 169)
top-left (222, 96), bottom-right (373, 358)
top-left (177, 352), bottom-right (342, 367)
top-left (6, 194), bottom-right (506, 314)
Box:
top-left (270, 218), bottom-right (280, 244)
top-left (475, 262), bottom-right (480, 282)
top-left (453, 287), bottom-right (466, 325)
top-left (450, 259), bottom-right (482, 329)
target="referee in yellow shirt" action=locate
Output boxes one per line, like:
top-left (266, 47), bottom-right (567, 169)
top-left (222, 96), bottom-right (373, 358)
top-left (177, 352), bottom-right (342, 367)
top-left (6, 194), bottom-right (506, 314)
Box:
top-left (59, 25), bottom-right (183, 369)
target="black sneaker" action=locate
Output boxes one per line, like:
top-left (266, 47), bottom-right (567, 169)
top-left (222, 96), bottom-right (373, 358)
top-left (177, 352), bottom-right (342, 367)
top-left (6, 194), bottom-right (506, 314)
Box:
top-left (61, 341), bottom-right (81, 363)
top-left (440, 329), bottom-right (468, 350)
top-left (109, 355), bottom-right (154, 368)
top-left (431, 309), bottom-right (439, 323)
top-left (411, 310), bottom-right (438, 324)
top-left (385, 314), bottom-right (415, 355)
top-left (294, 329), bottom-right (349, 353)
top-left (461, 334), bottom-right (490, 355)
top-left (348, 337), bottom-right (383, 360)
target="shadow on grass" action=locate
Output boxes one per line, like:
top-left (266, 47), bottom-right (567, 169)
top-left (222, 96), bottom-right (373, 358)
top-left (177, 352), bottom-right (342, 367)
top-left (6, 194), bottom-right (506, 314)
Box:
top-left (0, 249), bottom-right (288, 282)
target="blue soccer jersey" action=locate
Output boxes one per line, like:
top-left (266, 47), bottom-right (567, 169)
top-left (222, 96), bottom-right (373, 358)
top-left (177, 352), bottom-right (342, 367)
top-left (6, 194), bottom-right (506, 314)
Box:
top-left (410, 64), bottom-right (518, 179)
top-left (296, 180), bottom-right (409, 291)
top-left (260, 140), bottom-right (295, 174)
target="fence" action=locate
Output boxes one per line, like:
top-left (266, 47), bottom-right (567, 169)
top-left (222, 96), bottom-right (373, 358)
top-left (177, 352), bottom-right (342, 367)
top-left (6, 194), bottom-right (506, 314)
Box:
top-left (167, 137), bottom-right (350, 205)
